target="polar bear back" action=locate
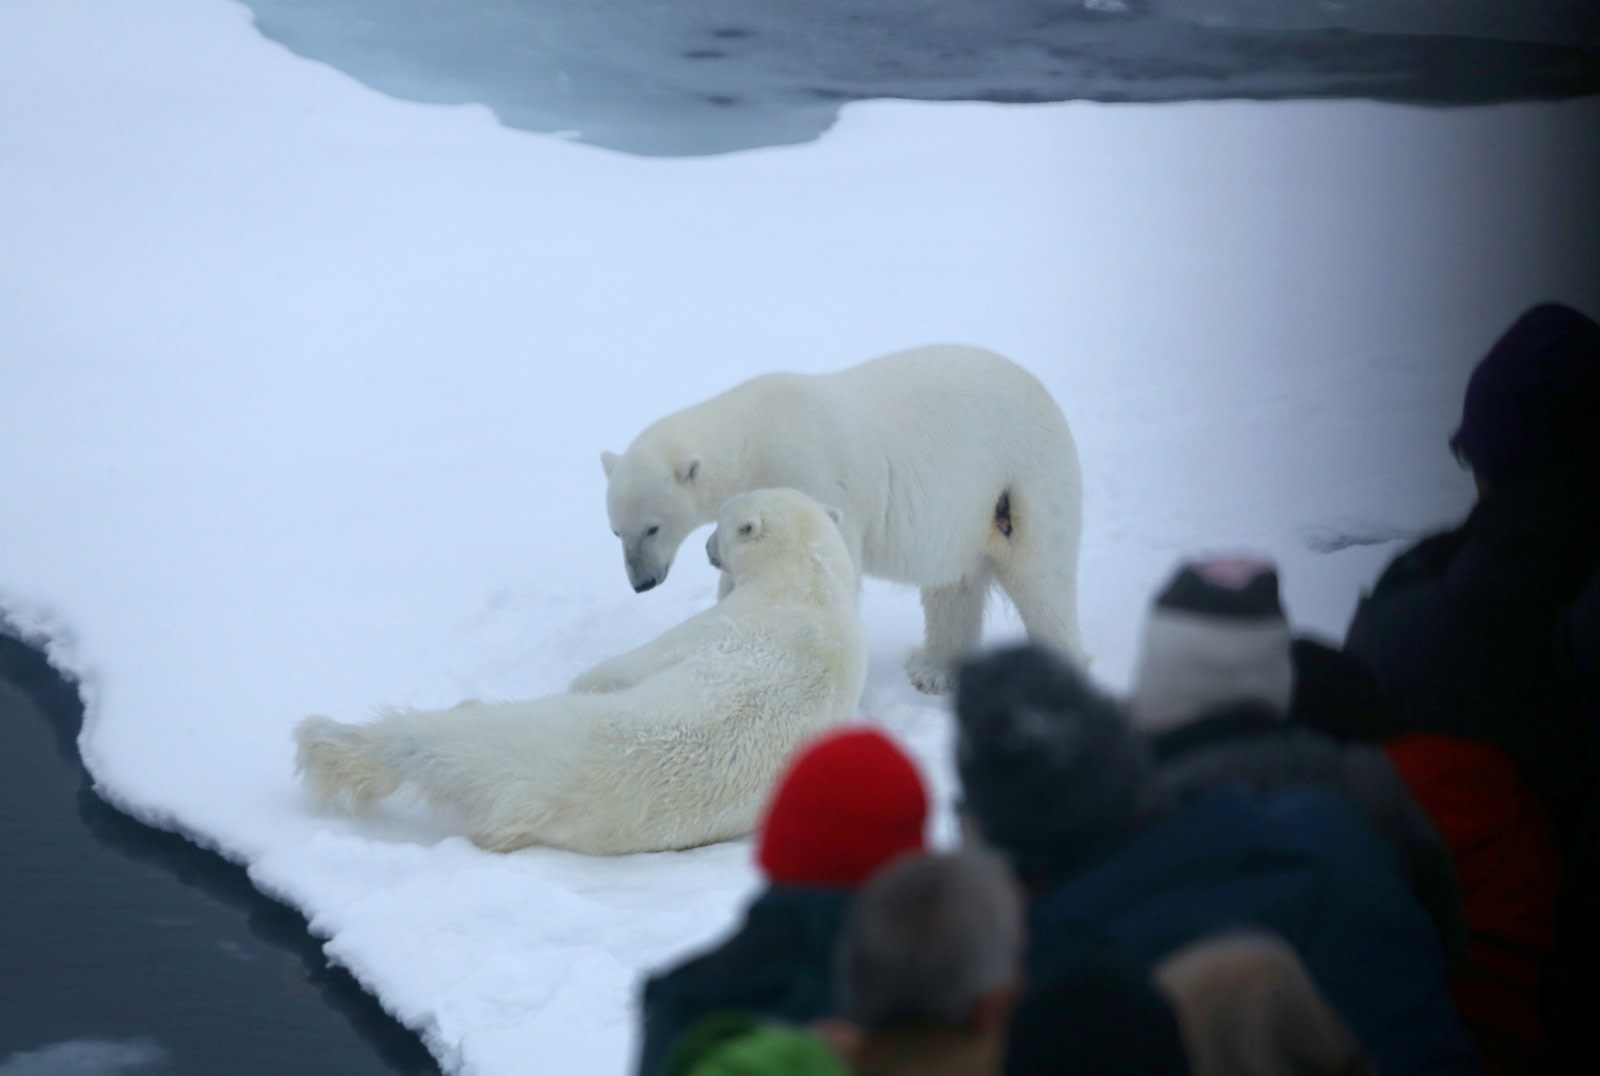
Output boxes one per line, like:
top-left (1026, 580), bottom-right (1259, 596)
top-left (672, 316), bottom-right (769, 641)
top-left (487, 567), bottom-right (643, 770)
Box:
top-left (831, 346), bottom-right (1078, 579)
top-left (569, 610), bottom-right (863, 849)
top-left (645, 345), bottom-right (1079, 587)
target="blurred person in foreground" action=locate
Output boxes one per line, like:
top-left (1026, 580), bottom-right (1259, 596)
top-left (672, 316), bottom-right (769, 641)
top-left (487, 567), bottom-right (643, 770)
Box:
top-left (1341, 301), bottom-right (1600, 1072)
top-left (1155, 930), bottom-right (1372, 1076)
top-left (1002, 944), bottom-right (1190, 1076)
top-left (1127, 555), bottom-right (1465, 962)
top-left (1343, 301), bottom-right (1600, 841)
top-left (954, 643), bottom-right (1479, 1075)
top-left (819, 849), bottom-right (1024, 1076)
top-left (638, 726), bottom-right (929, 1076)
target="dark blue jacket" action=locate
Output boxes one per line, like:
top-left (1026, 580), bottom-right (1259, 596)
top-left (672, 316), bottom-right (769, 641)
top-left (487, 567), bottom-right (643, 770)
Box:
top-left (636, 886), bottom-right (853, 1076)
top-left (1028, 786), bottom-right (1480, 1075)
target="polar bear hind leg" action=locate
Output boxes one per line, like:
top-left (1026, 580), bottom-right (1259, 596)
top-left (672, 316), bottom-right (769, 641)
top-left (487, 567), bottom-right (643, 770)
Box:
top-left (294, 715), bottom-right (403, 809)
top-left (992, 483), bottom-right (1085, 665)
top-left (294, 708), bottom-right (570, 852)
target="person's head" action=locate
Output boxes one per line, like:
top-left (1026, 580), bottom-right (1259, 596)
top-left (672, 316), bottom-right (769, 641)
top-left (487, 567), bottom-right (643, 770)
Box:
top-left (833, 850), bottom-right (1024, 1040)
top-left (757, 726), bottom-right (929, 890)
top-left (1128, 557), bottom-right (1294, 733)
top-left (953, 645), bottom-right (1147, 888)
top-left (1154, 931), bottom-right (1372, 1076)
top-left (1450, 302), bottom-right (1600, 494)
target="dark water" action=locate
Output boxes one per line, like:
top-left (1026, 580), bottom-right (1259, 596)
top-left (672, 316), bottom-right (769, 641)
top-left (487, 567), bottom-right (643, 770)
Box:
top-left (244, 0), bottom-right (1600, 155)
top-left (0, 631), bottom-right (438, 1076)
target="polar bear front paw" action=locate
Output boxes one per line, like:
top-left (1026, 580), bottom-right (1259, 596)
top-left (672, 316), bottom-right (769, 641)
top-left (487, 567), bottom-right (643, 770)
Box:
top-left (905, 649), bottom-right (955, 696)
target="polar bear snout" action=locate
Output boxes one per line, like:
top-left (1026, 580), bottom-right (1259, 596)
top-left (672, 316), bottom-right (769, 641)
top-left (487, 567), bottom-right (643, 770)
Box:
top-left (625, 547), bottom-right (670, 592)
top-left (615, 528), bottom-right (676, 592)
top-left (629, 558), bottom-right (662, 592)
top-left (705, 529), bottom-right (723, 570)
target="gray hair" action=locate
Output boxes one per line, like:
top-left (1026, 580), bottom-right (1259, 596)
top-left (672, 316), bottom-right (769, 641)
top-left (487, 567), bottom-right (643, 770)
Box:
top-left (836, 850), bottom-right (1023, 1031)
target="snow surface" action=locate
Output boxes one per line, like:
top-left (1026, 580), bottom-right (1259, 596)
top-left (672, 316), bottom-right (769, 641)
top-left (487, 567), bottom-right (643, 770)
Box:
top-left (3, 1), bottom-right (1598, 1073)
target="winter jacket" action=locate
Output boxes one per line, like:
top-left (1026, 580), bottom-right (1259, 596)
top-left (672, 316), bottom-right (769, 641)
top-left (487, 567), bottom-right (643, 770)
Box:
top-left (1005, 941), bottom-right (1190, 1076)
top-left (1343, 474), bottom-right (1600, 845)
top-left (1384, 734), bottom-right (1561, 1073)
top-left (849, 1026), bottom-right (1002, 1076)
top-left (638, 886), bottom-right (853, 1076)
top-left (1558, 568), bottom-right (1600, 736)
top-left (1145, 705), bottom-right (1466, 964)
top-left (1027, 786), bottom-right (1481, 1076)
top-left (663, 1013), bottom-right (850, 1076)
top-left (1549, 574), bottom-right (1600, 1075)
top-left (1289, 636), bottom-right (1403, 743)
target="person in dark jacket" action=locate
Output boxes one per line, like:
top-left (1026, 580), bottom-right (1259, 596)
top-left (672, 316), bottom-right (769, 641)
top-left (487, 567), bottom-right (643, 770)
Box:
top-left (1135, 557), bottom-right (1557, 1071)
top-left (1004, 944), bottom-right (1191, 1076)
top-left (1343, 302), bottom-right (1600, 843)
top-left (1306, 627), bottom-right (1566, 1072)
top-left (954, 644), bottom-right (1480, 1076)
top-left (1547, 567), bottom-right (1600, 1075)
top-left (1127, 556), bottom-right (1466, 962)
top-left (1341, 302), bottom-right (1600, 1072)
top-left (636, 726), bottom-right (930, 1076)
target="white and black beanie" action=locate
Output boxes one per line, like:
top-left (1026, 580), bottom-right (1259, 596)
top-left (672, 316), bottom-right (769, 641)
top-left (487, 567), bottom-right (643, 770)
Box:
top-left (1129, 557), bottom-right (1294, 733)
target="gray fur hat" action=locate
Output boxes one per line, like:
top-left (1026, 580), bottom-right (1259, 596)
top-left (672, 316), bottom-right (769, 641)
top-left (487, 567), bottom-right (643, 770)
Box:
top-left (954, 645), bottom-right (1148, 886)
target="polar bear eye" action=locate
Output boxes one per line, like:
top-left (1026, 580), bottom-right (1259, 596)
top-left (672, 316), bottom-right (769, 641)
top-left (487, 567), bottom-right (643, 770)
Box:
top-left (738, 523), bottom-right (753, 536)
top-left (645, 525), bottom-right (659, 537)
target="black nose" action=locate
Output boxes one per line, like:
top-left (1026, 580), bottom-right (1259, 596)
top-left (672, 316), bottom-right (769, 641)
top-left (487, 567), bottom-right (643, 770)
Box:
top-left (634, 577), bottom-right (658, 593)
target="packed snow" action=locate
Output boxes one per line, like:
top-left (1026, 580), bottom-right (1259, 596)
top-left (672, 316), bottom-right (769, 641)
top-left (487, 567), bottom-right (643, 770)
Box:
top-left (2, 1), bottom-right (1598, 1073)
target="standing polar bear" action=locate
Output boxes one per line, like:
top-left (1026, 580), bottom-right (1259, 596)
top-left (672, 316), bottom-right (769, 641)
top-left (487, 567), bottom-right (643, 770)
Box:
top-left (294, 488), bottom-right (867, 855)
top-left (601, 345), bottom-right (1084, 693)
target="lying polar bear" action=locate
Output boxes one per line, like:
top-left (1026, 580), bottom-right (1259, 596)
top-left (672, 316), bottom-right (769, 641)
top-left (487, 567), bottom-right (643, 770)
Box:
top-left (601, 345), bottom-right (1084, 693)
top-left (294, 488), bottom-right (867, 855)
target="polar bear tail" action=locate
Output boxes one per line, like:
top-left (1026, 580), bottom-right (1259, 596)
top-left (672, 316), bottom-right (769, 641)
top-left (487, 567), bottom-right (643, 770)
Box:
top-left (294, 714), bottom-right (403, 810)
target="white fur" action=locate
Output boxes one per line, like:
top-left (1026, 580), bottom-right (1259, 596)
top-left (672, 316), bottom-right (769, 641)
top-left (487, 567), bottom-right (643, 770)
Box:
top-left (294, 489), bottom-right (867, 855)
top-left (601, 345), bottom-right (1084, 693)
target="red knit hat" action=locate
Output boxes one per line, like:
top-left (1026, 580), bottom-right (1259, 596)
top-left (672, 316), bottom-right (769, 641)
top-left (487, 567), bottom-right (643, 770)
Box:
top-left (757, 726), bottom-right (929, 889)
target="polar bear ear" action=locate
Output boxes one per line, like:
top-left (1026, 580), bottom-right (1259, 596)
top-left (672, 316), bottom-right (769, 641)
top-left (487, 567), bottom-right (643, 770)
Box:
top-left (824, 505), bottom-right (844, 526)
top-left (601, 451), bottom-right (620, 478)
top-left (675, 456), bottom-right (700, 485)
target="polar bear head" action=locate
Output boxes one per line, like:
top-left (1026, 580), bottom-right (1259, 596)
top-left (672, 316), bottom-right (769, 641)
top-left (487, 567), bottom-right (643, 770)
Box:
top-left (708, 488), bottom-right (853, 593)
top-left (601, 448), bottom-right (703, 593)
